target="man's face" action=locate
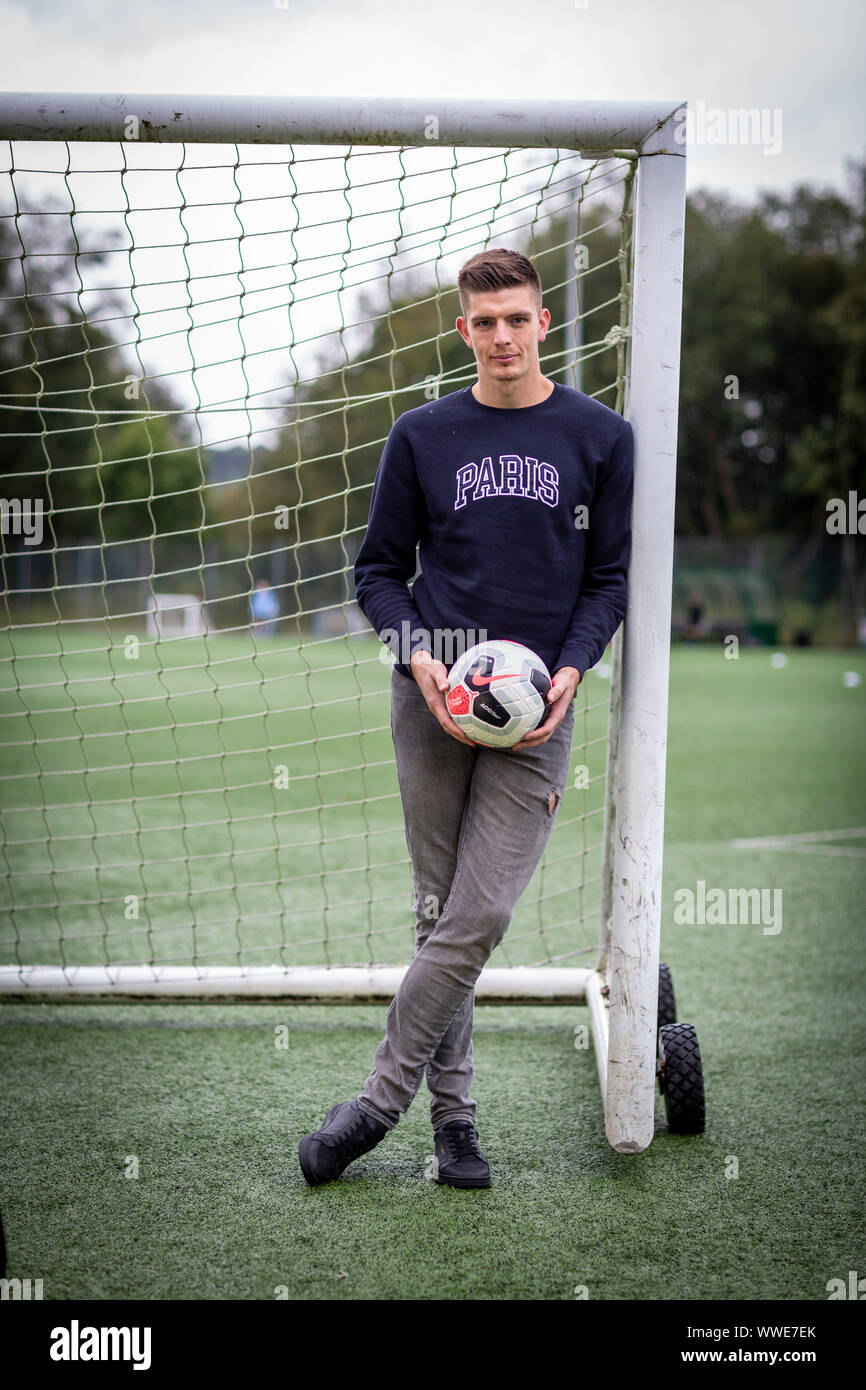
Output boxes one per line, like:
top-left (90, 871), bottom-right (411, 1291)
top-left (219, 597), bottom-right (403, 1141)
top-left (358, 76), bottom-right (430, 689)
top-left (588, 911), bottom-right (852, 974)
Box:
top-left (456, 287), bottom-right (550, 386)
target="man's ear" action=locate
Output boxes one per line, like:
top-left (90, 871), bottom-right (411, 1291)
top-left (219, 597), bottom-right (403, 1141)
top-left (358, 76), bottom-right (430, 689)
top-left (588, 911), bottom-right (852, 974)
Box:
top-left (456, 315), bottom-right (472, 348)
top-left (537, 306), bottom-right (551, 341)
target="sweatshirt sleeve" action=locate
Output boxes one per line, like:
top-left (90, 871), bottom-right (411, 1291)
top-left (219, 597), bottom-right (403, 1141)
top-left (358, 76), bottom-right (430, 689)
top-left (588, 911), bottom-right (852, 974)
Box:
top-left (352, 418), bottom-right (432, 661)
top-left (555, 418), bottom-right (634, 678)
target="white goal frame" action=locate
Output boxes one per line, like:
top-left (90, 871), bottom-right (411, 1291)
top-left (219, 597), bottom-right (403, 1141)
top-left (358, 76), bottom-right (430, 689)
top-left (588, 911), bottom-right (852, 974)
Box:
top-left (145, 593), bottom-right (209, 639)
top-left (0, 93), bottom-right (687, 1154)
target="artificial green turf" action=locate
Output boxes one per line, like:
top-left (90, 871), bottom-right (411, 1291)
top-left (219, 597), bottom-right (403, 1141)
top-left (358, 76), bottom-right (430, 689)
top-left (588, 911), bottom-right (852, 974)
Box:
top-left (1, 644), bottom-right (864, 1299)
top-left (0, 628), bottom-right (611, 969)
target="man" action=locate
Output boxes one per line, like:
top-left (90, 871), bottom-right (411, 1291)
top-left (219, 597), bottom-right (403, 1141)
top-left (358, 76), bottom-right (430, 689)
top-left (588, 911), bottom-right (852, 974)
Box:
top-left (298, 248), bottom-right (633, 1189)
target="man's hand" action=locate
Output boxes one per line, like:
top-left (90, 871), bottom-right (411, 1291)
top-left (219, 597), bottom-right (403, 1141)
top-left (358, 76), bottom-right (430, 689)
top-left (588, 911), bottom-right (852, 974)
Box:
top-left (509, 665), bottom-right (581, 750)
top-left (409, 649), bottom-right (479, 747)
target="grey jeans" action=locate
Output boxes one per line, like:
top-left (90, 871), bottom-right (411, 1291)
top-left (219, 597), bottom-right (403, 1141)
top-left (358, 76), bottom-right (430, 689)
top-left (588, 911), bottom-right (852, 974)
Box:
top-left (357, 663), bottom-right (575, 1132)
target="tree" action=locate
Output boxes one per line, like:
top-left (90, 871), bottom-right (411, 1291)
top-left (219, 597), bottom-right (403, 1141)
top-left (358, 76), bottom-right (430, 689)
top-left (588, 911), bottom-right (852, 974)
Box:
top-left (0, 212), bottom-right (204, 551)
top-left (675, 163), bottom-right (865, 636)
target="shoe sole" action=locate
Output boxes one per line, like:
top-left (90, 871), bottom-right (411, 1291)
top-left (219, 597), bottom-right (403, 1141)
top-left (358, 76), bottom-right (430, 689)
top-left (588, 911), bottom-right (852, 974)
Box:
top-left (434, 1173), bottom-right (492, 1189)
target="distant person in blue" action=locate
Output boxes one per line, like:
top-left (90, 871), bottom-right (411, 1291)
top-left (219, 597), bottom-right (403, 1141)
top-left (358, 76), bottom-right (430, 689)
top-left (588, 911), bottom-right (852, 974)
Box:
top-left (250, 578), bottom-right (279, 636)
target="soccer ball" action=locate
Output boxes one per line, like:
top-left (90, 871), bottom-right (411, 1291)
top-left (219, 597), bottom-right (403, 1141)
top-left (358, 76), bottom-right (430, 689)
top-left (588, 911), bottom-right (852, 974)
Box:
top-left (445, 640), bottom-right (553, 749)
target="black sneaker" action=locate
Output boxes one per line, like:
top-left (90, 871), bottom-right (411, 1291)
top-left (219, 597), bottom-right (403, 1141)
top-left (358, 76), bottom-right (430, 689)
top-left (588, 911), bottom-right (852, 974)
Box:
top-left (299, 1100), bottom-right (389, 1186)
top-left (433, 1120), bottom-right (491, 1189)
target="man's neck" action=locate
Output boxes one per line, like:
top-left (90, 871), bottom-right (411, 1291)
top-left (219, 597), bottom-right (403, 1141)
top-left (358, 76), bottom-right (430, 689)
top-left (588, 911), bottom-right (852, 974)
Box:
top-left (471, 373), bottom-right (555, 409)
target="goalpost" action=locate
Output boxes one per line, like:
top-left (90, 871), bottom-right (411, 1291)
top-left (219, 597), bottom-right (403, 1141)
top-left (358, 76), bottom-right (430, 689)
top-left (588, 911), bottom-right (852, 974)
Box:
top-left (0, 94), bottom-right (686, 1154)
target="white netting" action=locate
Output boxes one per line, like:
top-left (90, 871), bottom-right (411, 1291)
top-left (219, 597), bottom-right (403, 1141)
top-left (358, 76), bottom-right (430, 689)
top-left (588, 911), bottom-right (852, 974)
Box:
top-left (0, 136), bottom-right (634, 982)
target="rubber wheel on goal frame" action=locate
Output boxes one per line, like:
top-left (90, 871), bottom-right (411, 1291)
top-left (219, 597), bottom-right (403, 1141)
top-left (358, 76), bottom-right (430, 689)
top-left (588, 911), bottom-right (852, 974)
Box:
top-left (657, 961), bottom-right (677, 1033)
top-left (657, 1022), bottom-right (706, 1134)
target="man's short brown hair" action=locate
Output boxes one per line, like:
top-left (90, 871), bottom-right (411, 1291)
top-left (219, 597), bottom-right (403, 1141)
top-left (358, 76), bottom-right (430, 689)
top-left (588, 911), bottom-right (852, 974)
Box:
top-left (457, 248), bottom-right (543, 316)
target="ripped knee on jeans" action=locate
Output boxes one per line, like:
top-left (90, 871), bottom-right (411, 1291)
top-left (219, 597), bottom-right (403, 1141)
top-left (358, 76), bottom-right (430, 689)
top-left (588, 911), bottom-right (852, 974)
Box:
top-left (547, 788), bottom-right (561, 816)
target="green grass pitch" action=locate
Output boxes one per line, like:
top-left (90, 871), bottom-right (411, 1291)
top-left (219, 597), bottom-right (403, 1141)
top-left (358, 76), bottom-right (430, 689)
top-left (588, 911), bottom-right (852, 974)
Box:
top-left (1, 636), bottom-right (864, 1300)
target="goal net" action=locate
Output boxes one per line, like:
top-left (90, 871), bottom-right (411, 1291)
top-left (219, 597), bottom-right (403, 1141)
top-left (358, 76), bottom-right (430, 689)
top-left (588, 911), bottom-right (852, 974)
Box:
top-left (0, 96), bottom-right (686, 1153)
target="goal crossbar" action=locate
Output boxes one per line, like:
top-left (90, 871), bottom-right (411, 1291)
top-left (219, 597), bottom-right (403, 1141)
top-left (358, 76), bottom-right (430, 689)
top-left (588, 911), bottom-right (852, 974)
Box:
top-left (0, 93), bottom-right (685, 154)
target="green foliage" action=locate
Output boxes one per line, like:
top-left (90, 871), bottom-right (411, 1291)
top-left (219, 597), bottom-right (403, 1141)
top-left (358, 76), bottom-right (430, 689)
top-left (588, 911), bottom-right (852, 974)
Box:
top-left (678, 165), bottom-right (865, 540)
top-left (0, 215), bottom-right (204, 547)
top-left (4, 164), bottom-right (864, 628)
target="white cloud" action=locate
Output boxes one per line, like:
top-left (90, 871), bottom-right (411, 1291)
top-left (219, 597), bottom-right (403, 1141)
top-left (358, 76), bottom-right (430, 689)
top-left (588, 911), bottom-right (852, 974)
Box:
top-left (1, 0), bottom-right (863, 197)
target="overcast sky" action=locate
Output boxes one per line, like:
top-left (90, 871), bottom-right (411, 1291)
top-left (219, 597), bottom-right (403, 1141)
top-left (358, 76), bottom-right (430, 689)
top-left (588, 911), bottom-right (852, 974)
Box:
top-left (1, 0), bottom-right (864, 201)
top-left (0, 0), bottom-right (862, 455)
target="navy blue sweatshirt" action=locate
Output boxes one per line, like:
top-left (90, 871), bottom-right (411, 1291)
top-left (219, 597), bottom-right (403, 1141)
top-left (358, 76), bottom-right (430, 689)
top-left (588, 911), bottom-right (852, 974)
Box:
top-left (353, 382), bottom-right (633, 682)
